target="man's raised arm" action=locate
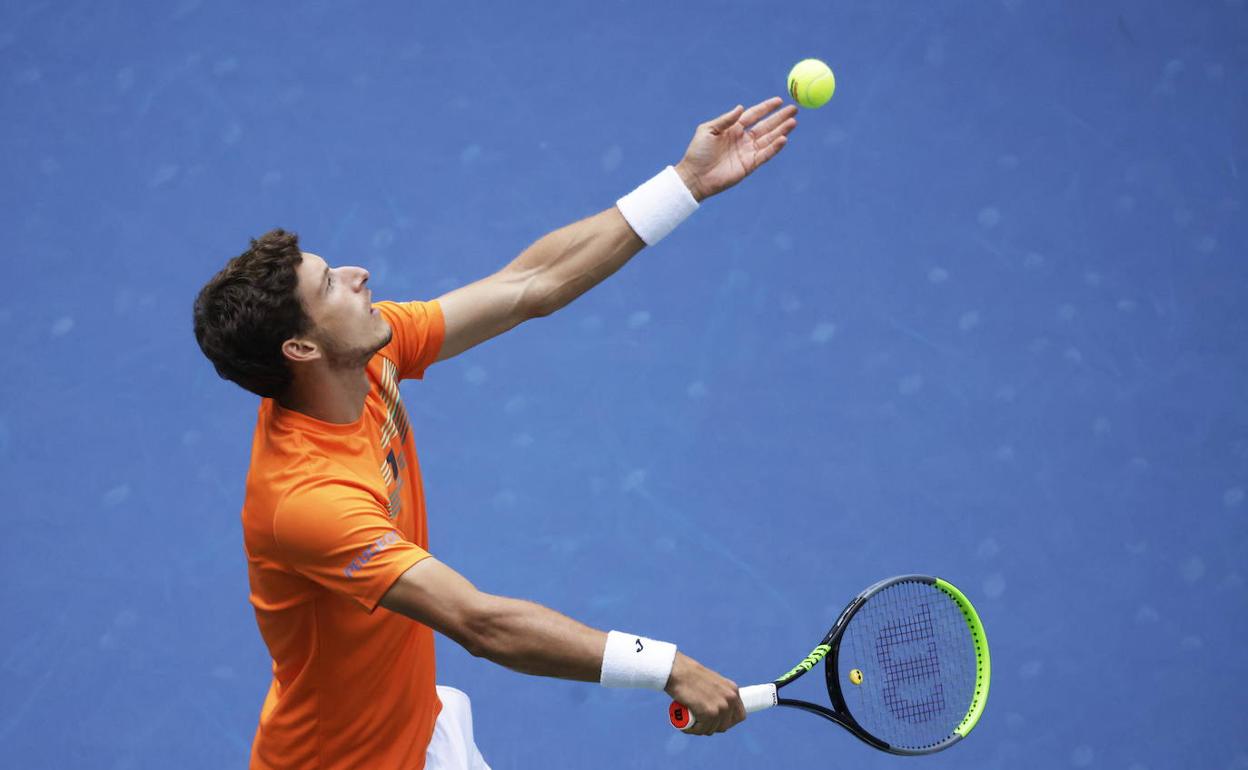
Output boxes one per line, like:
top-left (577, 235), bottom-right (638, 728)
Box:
top-left (434, 96), bottom-right (798, 362)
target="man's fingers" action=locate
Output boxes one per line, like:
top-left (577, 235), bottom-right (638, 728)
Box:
top-left (754, 134), bottom-right (789, 166)
top-left (739, 96), bottom-right (785, 128)
top-left (754, 117), bottom-right (797, 150)
top-left (673, 663), bottom-right (746, 735)
top-left (706, 97), bottom-right (789, 137)
top-left (692, 713), bottom-right (717, 736)
top-left (687, 705), bottom-right (726, 736)
top-left (708, 689), bottom-right (743, 734)
top-left (749, 104), bottom-right (798, 138)
top-left (743, 133), bottom-right (783, 170)
top-left (728, 691), bottom-right (746, 731)
top-left (707, 104), bottom-right (745, 133)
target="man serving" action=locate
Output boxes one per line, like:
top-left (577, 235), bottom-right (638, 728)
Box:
top-left (193, 96), bottom-right (797, 769)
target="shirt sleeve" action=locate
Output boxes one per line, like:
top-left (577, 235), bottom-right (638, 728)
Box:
top-left (272, 479), bottom-right (432, 613)
top-left (374, 300), bottom-right (446, 381)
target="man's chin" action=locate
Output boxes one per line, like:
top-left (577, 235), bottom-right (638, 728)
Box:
top-left (324, 338), bottom-right (390, 371)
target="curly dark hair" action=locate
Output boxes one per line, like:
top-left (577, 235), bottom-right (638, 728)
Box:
top-left (193, 229), bottom-right (312, 398)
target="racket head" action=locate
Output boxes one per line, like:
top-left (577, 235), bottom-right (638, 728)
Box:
top-left (824, 575), bottom-right (990, 755)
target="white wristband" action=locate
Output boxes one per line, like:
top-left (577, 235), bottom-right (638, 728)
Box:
top-left (615, 166), bottom-right (699, 246)
top-left (600, 630), bottom-right (678, 690)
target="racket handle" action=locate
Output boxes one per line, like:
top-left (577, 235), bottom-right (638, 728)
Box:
top-left (668, 683), bottom-right (778, 731)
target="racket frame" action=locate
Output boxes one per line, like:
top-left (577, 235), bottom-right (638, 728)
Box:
top-left (774, 574), bottom-right (991, 755)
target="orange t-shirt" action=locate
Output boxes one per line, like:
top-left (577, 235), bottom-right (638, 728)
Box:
top-left (242, 300), bottom-right (446, 770)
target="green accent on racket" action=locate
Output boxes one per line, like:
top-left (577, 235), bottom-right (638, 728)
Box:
top-left (934, 578), bottom-right (991, 738)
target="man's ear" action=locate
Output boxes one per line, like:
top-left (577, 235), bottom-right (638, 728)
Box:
top-left (282, 336), bottom-right (322, 364)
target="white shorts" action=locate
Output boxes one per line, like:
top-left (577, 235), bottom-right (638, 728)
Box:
top-left (425, 686), bottom-right (491, 770)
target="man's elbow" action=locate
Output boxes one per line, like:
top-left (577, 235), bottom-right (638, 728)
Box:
top-left (523, 276), bottom-right (564, 319)
top-left (528, 275), bottom-right (594, 318)
top-left (460, 632), bottom-right (491, 660)
top-left (459, 593), bottom-right (507, 661)
top-left (495, 263), bottom-right (556, 320)
top-left (460, 595), bottom-right (535, 669)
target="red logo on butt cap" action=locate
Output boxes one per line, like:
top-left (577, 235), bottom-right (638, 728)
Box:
top-left (669, 701), bottom-right (691, 729)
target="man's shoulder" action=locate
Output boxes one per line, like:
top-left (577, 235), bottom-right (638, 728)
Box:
top-left (372, 299), bottom-right (446, 381)
top-left (244, 442), bottom-right (373, 517)
top-left (259, 471), bottom-right (387, 546)
top-left (277, 462), bottom-right (382, 511)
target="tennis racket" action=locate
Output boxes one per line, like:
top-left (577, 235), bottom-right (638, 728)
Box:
top-left (668, 575), bottom-right (990, 755)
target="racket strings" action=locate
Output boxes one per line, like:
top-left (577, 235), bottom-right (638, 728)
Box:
top-left (837, 580), bottom-right (978, 750)
top-left (874, 604), bottom-right (946, 722)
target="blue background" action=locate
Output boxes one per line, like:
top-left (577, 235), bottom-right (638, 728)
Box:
top-left (2, 0), bottom-right (1246, 768)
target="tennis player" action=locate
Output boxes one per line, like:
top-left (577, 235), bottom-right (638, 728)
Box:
top-left (193, 96), bottom-right (797, 769)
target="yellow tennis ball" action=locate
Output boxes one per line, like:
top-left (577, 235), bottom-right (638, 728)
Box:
top-left (787, 58), bottom-right (836, 109)
top-left (849, 668), bottom-right (863, 685)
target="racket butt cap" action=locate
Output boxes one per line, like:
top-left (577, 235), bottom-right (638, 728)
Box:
top-left (669, 701), bottom-right (693, 730)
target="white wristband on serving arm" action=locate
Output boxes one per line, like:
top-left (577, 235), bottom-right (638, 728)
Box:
top-left (600, 630), bottom-right (678, 690)
top-left (615, 166), bottom-right (699, 247)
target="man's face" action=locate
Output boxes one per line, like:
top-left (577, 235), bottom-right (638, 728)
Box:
top-left (292, 252), bottom-right (392, 369)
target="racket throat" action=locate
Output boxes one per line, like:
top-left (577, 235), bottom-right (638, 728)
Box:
top-left (776, 698), bottom-right (890, 752)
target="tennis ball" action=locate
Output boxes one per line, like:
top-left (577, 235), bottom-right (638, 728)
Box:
top-left (787, 58), bottom-right (836, 109)
top-left (849, 668), bottom-right (863, 685)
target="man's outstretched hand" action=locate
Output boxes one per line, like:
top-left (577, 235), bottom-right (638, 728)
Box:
top-left (674, 97), bottom-right (798, 202)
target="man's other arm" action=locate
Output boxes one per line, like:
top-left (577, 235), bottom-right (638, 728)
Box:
top-left (379, 556), bottom-right (746, 735)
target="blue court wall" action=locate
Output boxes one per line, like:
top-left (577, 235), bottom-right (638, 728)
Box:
top-left (1, 1), bottom-right (1245, 768)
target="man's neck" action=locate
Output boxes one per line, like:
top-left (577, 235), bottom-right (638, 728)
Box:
top-left (278, 365), bottom-right (371, 424)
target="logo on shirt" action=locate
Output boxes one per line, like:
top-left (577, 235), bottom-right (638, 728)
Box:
top-left (344, 531), bottom-right (401, 578)
top-left (377, 359), bottom-right (411, 520)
